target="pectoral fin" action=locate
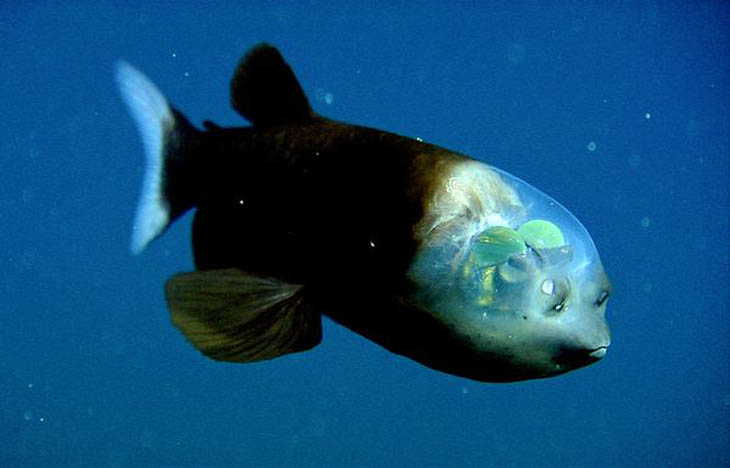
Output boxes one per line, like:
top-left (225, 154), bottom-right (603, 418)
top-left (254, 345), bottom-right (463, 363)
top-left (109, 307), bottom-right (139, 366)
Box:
top-left (165, 269), bottom-right (321, 363)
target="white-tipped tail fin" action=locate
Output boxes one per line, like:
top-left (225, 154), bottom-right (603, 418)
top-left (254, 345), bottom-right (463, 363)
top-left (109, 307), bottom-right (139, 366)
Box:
top-left (116, 60), bottom-right (174, 255)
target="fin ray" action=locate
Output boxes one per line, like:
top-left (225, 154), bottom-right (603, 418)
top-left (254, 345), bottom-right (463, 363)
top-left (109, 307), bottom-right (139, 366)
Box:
top-left (166, 269), bottom-right (322, 362)
top-left (116, 61), bottom-right (198, 254)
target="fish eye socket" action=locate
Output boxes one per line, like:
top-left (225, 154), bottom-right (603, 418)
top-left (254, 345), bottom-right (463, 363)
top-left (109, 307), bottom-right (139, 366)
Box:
top-left (595, 290), bottom-right (610, 307)
top-left (541, 279), bottom-right (568, 315)
top-left (552, 301), bottom-right (565, 312)
top-left (544, 296), bottom-right (566, 316)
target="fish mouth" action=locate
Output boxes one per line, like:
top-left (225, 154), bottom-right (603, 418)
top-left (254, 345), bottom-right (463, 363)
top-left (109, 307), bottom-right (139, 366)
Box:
top-left (556, 344), bottom-right (609, 368)
top-left (588, 346), bottom-right (609, 359)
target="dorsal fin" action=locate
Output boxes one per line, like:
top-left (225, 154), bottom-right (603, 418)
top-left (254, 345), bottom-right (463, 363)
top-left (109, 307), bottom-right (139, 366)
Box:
top-left (230, 43), bottom-right (312, 127)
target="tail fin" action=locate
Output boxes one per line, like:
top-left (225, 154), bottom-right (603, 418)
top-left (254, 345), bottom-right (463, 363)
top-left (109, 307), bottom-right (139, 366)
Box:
top-left (115, 61), bottom-right (198, 254)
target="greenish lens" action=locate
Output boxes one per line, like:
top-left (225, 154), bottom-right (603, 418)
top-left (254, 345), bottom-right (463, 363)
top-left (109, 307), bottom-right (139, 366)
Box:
top-left (517, 219), bottom-right (565, 249)
top-left (472, 226), bottom-right (527, 266)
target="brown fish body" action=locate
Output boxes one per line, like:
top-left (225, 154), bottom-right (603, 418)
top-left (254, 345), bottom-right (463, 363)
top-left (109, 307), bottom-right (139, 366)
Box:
top-left (117, 44), bottom-right (611, 382)
top-left (191, 117), bottom-right (458, 283)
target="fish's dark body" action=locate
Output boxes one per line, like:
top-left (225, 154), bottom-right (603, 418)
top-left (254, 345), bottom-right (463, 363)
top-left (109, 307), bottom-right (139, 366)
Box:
top-left (117, 43), bottom-right (611, 382)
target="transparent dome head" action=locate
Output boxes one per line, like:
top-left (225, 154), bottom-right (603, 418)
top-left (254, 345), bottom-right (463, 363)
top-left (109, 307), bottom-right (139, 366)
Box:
top-left (406, 159), bottom-right (610, 377)
top-left (484, 165), bottom-right (600, 275)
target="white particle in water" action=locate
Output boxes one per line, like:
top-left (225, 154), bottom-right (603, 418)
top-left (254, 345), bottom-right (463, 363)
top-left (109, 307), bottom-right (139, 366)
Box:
top-left (587, 141), bottom-right (597, 152)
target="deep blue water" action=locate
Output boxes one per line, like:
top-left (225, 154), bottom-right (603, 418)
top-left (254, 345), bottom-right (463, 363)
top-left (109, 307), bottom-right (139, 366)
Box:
top-left (2, 2), bottom-right (728, 467)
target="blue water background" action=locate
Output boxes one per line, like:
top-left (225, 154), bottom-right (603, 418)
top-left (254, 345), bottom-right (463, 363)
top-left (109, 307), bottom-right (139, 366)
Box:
top-left (1, 2), bottom-right (728, 467)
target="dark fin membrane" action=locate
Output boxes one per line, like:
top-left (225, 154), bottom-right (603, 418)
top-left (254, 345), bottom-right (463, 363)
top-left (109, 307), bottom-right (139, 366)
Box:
top-left (230, 43), bottom-right (312, 127)
top-left (166, 269), bottom-right (322, 362)
top-left (115, 61), bottom-right (199, 254)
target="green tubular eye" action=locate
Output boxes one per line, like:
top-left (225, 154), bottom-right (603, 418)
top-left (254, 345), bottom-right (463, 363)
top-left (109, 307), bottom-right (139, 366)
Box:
top-left (517, 219), bottom-right (565, 250)
top-left (471, 226), bottom-right (526, 266)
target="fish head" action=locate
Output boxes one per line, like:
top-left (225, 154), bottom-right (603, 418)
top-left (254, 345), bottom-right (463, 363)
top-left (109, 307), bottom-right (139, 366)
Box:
top-left (407, 159), bottom-right (611, 381)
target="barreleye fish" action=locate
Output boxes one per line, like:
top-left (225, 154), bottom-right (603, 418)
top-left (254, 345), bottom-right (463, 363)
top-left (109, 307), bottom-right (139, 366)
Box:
top-left (116, 43), bottom-right (611, 382)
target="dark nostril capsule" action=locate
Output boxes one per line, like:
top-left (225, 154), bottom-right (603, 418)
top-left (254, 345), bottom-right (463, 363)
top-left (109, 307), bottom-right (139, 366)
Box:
top-left (596, 290), bottom-right (610, 306)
